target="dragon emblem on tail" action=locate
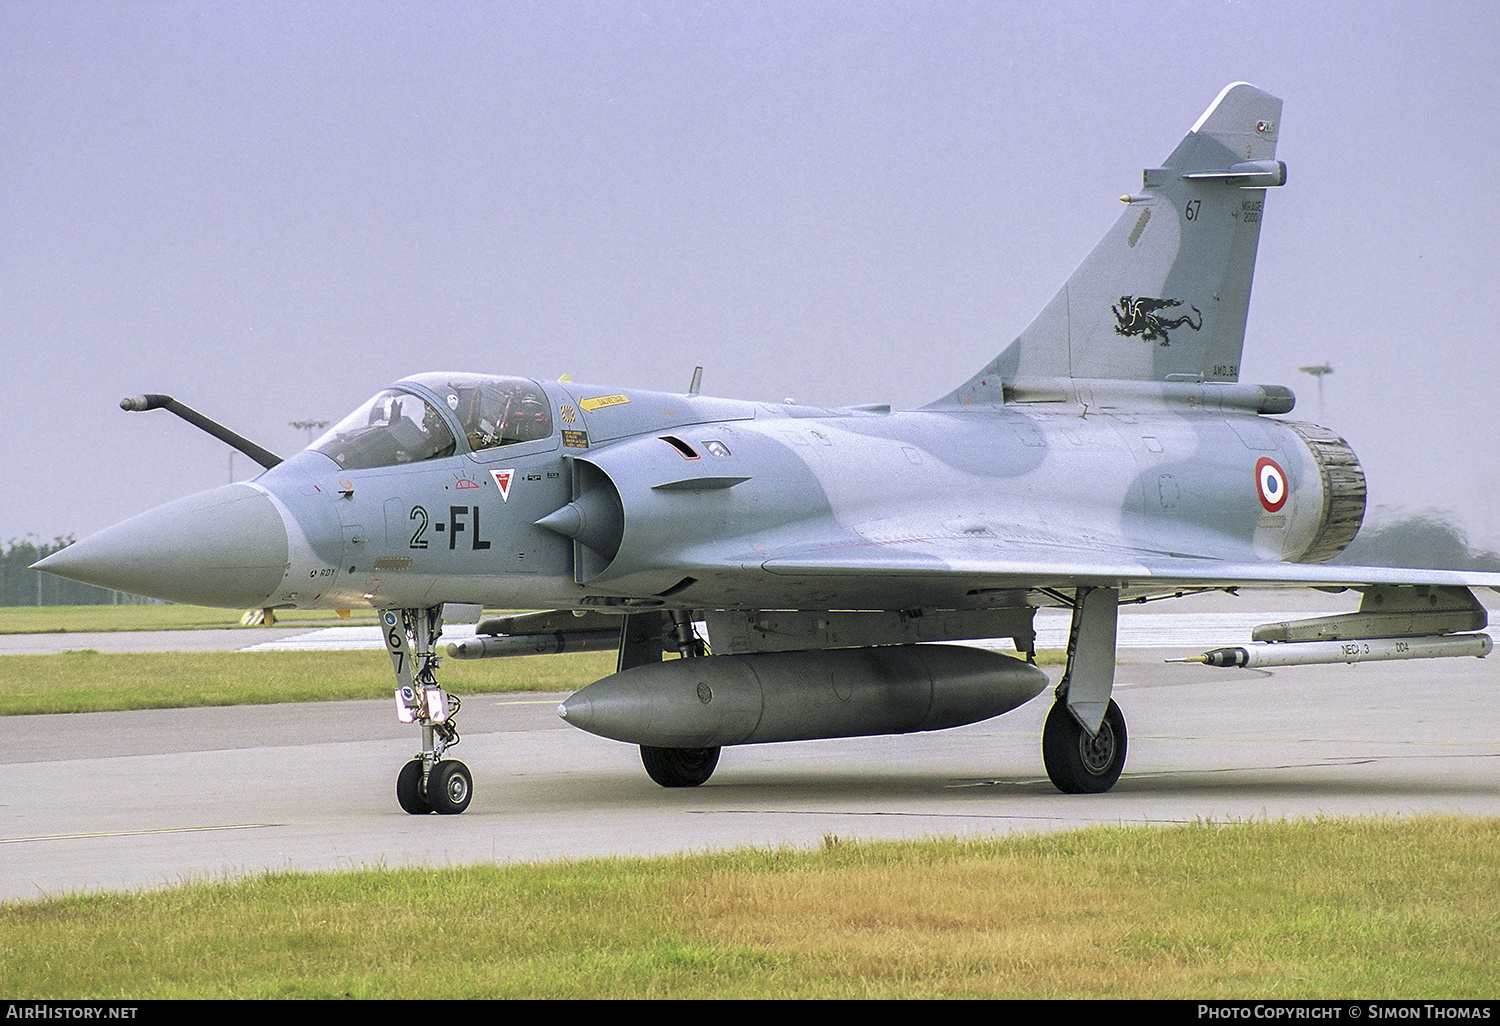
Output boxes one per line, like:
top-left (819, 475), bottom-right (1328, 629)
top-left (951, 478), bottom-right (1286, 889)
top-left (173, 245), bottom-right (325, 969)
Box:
top-left (1112, 296), bottom-right (1203, 346)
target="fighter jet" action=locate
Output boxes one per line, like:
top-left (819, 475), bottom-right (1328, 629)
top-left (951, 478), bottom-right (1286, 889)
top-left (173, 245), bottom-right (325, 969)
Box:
top-left (38, 84), bottom-right (1499, 815)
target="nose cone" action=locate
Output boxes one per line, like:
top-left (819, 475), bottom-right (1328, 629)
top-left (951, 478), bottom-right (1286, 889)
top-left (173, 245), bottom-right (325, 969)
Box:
top-left (35, 484), bottom-right (289, 607)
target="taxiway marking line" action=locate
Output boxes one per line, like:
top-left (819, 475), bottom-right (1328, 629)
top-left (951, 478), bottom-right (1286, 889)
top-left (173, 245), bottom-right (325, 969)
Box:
top-left (1, 823), bottom-right (280, 844)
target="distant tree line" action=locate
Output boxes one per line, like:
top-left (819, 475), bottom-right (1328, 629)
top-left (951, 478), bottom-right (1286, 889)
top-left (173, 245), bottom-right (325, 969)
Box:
top-left (0, 538), bottom-right (152, 606)
top-left (1331, 515), bottom-right (1500, 573)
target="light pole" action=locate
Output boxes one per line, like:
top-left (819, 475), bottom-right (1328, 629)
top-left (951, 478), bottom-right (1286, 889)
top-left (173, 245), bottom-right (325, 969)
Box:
top-left (1299, 363), bottom-right (1332, 422)
top-left (290, 419), bottom-right (330, 448)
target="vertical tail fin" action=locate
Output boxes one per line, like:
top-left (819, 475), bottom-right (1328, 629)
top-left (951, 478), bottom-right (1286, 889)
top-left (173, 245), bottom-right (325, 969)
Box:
top-left (944, 83), bottom-right (1285, 399)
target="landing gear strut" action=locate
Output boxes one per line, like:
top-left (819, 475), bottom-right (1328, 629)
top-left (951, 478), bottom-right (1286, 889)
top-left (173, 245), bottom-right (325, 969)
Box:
top-left (385, 606), bottom-right (471, 815)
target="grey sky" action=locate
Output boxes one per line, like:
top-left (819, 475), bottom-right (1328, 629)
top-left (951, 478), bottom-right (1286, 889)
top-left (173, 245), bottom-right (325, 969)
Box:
top-left (3, 1), bottom-right (1498, 550)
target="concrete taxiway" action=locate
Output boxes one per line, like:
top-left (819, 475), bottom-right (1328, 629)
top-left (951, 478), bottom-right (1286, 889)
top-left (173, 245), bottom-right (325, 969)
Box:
top-left (3, 641), bottom-right (1498, 901)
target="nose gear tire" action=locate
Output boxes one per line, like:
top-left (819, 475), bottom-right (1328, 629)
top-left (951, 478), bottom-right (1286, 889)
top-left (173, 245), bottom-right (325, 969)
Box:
top-left (429, 760), bottom-right (473, 814)
top-left (396, 758), bottom-right (432, 815)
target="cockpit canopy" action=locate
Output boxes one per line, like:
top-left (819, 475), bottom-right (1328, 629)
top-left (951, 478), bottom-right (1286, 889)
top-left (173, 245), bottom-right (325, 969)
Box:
top-left (425, 374), bottom-right (552, 453)
top-left (312, 375), bottom-right (553, 470)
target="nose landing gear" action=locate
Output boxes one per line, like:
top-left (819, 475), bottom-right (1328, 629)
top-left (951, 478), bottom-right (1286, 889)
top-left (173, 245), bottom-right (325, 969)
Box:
top-left (385, 607), bottom-right (470, 815)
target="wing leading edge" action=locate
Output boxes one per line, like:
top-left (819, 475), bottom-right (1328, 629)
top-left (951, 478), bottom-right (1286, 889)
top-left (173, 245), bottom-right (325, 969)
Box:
top-left (758, 544), bottom-right (1500, 594)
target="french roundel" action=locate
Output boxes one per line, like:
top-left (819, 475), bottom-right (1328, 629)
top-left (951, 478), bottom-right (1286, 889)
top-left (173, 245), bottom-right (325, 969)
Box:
top-left (1255, 457), bottom-right (1288, 512)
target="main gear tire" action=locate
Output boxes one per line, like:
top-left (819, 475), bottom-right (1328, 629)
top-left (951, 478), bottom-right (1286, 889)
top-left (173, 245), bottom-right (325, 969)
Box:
top-left (640, 745), bottom-right (720, 787)
top-left (1042, 698), bottom-right (1127, 794)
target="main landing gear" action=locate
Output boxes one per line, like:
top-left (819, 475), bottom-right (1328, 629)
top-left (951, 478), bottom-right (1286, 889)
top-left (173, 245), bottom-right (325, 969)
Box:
top-left (385, 607), bottom-right (472, 815)
top-left (630, 610), bottom-right (721, 789)
top-left (1040, 585), bottom-right (1128, 794)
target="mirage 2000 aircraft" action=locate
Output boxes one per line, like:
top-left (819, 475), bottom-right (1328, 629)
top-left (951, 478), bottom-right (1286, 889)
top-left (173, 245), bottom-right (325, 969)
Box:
top-left (39, 83), bottom-right (1500, 815)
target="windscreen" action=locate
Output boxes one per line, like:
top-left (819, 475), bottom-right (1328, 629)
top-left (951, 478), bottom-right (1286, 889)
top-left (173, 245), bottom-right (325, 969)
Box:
top-left (312, 390), bottom-right (456, 470)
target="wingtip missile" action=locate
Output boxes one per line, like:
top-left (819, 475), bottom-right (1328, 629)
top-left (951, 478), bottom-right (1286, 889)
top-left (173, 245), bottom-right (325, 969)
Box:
top-left (1175, 635), bottom-right (1493, 668)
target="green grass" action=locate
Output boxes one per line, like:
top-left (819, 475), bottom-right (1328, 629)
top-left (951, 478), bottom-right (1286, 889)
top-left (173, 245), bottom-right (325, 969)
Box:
top-left (0, 603), bottom-right (1060, 715)
top-left (0, 603), bottom-right (377, 634)
top-left (0, 644), bottom-right (1058, 716)
top-left (0, 649), bottom-right (615, 715)
top-left (2, 818), bottom-right (1496, 998)
top-left (0, 647), bottom-right (1057, 716)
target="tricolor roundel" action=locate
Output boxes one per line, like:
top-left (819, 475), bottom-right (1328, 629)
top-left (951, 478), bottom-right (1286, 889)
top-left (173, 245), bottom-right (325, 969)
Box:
top-left (1255, 457), bottom-right (1288, 512)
